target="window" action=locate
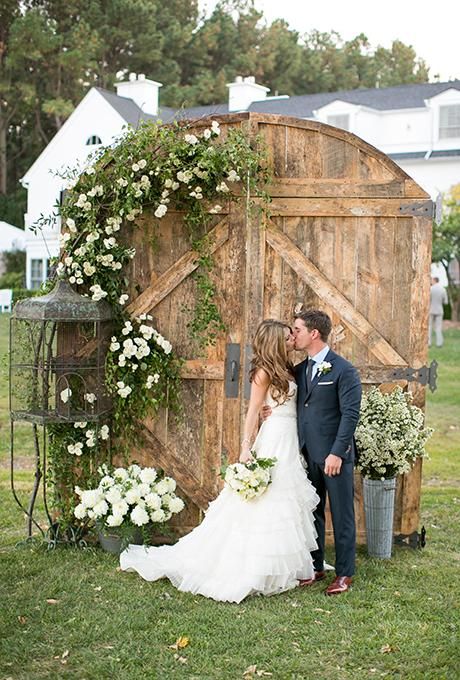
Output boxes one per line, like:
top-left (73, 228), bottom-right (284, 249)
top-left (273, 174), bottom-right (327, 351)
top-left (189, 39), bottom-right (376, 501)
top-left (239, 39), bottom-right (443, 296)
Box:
top-left (327, 114), bottom-right (350, 131)
top-left (86, 135), bottom-right (102, 145)
top-left (30, 259), bottom-right (43, 290)
top-left (439, 105), bottom-right (460, 139)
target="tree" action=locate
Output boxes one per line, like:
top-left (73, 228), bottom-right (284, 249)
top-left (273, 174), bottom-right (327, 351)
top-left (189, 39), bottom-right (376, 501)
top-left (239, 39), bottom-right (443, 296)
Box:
top-left (432, 185), bottom-right (460, 321)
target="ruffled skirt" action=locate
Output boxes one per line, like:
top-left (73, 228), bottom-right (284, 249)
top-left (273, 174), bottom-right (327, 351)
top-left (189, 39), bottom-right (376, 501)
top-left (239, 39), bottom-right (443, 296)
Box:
top-left (120, 416), bottom-right (319, 603)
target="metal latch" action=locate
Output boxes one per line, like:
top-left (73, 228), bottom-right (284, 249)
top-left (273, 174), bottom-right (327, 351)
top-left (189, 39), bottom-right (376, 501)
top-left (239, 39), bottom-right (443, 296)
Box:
top-left (225, 343), bottom-right (240, 398)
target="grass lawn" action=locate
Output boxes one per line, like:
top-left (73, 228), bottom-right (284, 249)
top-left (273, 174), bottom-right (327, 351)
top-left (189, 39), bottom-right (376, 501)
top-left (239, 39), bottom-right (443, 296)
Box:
top-left (0, 314), bottom-right (459, 680)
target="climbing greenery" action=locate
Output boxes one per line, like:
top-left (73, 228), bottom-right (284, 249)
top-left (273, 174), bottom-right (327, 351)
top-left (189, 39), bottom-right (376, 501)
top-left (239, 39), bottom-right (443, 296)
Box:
top-left (43, 117), bottom-right (270, 527)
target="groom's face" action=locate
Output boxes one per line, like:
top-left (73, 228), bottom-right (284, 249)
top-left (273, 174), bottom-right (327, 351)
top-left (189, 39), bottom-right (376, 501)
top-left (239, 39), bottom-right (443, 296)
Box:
top-left (293, 319), bottom-right (315, 351)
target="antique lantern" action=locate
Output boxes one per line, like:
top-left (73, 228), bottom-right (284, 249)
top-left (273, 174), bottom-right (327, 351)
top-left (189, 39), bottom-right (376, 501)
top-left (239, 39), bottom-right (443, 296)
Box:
top-left (9, 280), bottom-right (113, 539)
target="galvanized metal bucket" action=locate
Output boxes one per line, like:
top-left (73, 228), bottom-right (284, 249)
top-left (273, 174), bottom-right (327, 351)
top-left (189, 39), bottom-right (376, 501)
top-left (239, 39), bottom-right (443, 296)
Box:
top-left (363, 477), bottom-right (397, 559)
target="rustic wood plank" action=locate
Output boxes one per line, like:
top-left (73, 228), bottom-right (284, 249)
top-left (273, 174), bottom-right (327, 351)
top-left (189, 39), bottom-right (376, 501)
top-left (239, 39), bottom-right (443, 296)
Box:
top-left (180, 360), bottom-right (225, 380)
top-left (201, 380), bottom-right (224, 496)
top-left (265, 178), bottom-right (408, 198)
top-left (139, 425), bottom-right (213, 509)
top-left (126, 218), bottom-right (229, 317)
top-left (266, 221), bottom-right (408, 366)
top-left (259, 197), bottom-right (433, 218)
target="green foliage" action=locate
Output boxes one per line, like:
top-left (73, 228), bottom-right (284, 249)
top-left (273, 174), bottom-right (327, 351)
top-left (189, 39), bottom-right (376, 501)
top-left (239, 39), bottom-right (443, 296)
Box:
top-left (432, 184), bottom-right (460, 321)
top-left (0, 271), bottom-right (23, 289)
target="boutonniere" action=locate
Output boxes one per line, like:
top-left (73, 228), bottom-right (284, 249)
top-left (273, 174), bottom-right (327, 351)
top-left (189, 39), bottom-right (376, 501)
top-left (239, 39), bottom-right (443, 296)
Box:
top-left (317, 361), bottom-right (332, 376)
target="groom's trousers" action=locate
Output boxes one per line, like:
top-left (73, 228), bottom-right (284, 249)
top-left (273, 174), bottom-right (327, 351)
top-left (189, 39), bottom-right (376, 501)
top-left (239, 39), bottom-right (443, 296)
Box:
top-left (303, 449), bottom-right (356, 577)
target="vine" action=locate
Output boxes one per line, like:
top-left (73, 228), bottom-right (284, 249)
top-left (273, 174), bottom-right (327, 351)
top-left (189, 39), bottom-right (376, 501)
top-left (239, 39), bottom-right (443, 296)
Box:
top-left (36, 117), bottom-right (270, 526)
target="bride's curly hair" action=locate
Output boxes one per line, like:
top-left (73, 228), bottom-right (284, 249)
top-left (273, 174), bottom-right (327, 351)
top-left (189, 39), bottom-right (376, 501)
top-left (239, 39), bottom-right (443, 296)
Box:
top-left (249, 319), bottom-right (294, 405)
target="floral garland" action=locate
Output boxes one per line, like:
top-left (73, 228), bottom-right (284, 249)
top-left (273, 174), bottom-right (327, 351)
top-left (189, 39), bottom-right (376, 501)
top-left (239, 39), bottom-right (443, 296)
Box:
top-left (43, 118), bottom-right (270, 526)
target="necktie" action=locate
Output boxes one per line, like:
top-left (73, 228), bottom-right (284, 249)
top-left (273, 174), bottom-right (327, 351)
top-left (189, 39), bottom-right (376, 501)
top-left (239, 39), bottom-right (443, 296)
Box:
top-left (306, 358), bottom-right (315, 391)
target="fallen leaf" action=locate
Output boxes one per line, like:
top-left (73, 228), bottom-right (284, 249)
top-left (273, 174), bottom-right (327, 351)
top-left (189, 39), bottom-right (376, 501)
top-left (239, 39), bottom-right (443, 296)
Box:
top-left (18, 616), bottom-right (27, 625)
top-left (380, 644), bottom-right (396, 654)
top-left (62, 650), bottom-right (69, 659)
top-left (94, 586), bottom-right (102, 592)
top-left (115, 567), bottom-right (122, 572)
top-left (314, 608), bottom-right (331, 614)
top-left (46, 599), bottom-right (59, 605)
top-left (169, 636), bottom-right (190, 650)
top-left (243, 665), bottom-right (257, 677)
top-left (291, 601), bottom-right (301, 608)
top-left (314, 620), bottom-right (324, 625)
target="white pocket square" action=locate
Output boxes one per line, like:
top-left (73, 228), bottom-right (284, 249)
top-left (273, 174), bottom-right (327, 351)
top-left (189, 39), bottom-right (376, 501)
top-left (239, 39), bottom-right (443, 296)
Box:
top-left (318, 381), bottom-right (334, 385)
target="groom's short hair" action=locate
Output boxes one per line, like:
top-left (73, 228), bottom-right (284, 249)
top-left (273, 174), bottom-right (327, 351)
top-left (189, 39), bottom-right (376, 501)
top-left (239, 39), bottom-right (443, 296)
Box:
top-left (295, 309), bottom-right (332, 341)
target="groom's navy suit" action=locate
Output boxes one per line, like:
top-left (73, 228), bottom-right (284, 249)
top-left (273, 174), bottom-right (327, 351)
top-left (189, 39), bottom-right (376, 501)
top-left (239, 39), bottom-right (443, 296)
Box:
top-left (295, 349), bottom-right (362, 577)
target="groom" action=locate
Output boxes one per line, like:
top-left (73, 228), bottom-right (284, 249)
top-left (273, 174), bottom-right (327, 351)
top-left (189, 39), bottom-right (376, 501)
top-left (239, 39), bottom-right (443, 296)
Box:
top-left (293, 309), bottom-right (361, 595)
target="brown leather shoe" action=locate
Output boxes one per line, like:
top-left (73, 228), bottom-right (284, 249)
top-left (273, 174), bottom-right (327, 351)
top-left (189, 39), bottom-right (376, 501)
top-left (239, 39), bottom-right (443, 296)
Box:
top-left (298, 571), bottom-right (326, 587)
top-left (325, 576), bottom-right (352, 595)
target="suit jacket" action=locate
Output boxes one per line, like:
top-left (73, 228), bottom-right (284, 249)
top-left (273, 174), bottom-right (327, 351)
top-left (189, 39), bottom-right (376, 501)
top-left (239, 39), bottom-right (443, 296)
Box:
top-left (295, 349), bottom-right (362, 464)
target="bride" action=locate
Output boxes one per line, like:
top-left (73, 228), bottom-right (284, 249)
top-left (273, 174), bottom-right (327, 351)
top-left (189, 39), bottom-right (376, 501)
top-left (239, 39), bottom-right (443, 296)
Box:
top-left (120, 319), bottom-right (319, 603)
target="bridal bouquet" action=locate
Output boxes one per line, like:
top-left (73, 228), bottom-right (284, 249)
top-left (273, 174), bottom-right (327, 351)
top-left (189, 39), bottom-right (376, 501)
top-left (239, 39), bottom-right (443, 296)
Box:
top-left (222, 454), bottom-right (277, 501)
top-left (74, 463), bottom-right (185, 532)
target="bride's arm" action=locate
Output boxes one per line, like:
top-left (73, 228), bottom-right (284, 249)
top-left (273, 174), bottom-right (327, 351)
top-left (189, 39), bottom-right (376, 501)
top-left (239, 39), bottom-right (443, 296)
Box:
top-left (239, 369), bottom-right (270, 463)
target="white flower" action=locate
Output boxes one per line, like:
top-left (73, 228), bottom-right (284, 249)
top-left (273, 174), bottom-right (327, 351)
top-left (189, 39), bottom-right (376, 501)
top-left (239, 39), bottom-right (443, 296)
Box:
top-left (154, 204), bottom-right (168, 218)
top-left (86, 231), bottom-right (100, 243)
top-left (56, 262), bottom-right (65, 275)
top-left (99, 474), bottom-right (114, 489)
top-left (128, 464), bottom-right (142, 477)
top-left (84, 392), bottom-right (97, 404)
top-left (85, 430), bottom-right (96, 447)
top-left (60, 388), bottom-right (72, 403)
top-left (113, 468), bottom-right (129, 482)
top-left (177, 170), bottom-right (193, 184)
top-left (93, 500), bottom-right (109, 517)
top-left (116, 177), bottom-right (128, 188)
top-left (209, 204), bottom-right (222, 214)
top-left (317, 361), bottom-right (332, 376)
top-left (145, 493), bottom-right (161, 510)
top-left (151, 508), bottom-right (166, 523)
top-left (146, 373), bottom-right (160, 389)
top-left (105, 486), bottom-right (122, 504)
top-left (74, 421), bottom-right (87, 429)
top-left (122, 321), bottom-right (133, 335)
top-left (169, 497), bottom-right (185, 514)
top-left (66, 218), bottom-right (77, 232)
top-left (89, 284), bottom-right (107, 301)
top-left (211, 120), bottom-right (220, 135)
top-left (118, 355), bottom-right (127, 367)
top-left (76, 193), bottom-right (87, 207)
top-left (100, 425), bottom-right (110, 440)
top-left (164, 477), bottom-right (177, 493)
top-left (132, 162), bottom-right (140, 172)
top-left (67, 442), bottom-right (84, 456)
top-left (138, 159), bottom-right (147, 169)
top-left (184, 134), bottom-right (199, 145)
top-left (64, 256), bottom-right (73, 267)
top-left (81, 489), bottom-right (103, 508)
top-left (86, 167), bottom-right (95, 175)
top-left (125, 487), bottom-right (141, 505)
top-left (106, 514), bottom-right (123, 527)
top-left (139, 468), bottom-right (157, 484)
top-left (131, 505), bottom-right (150, 526)
top-left (227, 169), bottom-right (240, 182)
top-left (155, 479), bottom-right (170, 496)
top-left (203, 128), bottom-right (211, 139)
top-left (112, 500), bottom-right (129, 516)
top-left (216, 181), bottom-right (229, 193)
top-left (74, 503), bottom-right (87, 519)
top-left (116, 381), bottom-right (132, 398)
top-left (110, 338), bottom-right (120, 352)
top-left (118, 294), bottom-right (129, 305)
top-left (103, 237), bottom-right (116, 249)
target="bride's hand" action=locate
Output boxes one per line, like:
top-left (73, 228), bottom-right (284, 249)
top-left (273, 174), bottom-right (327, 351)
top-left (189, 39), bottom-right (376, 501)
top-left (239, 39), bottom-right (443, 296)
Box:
top-left (260, 405), bottom-right (272, 421)
top-left (239, 449), bottom-right (253, 464)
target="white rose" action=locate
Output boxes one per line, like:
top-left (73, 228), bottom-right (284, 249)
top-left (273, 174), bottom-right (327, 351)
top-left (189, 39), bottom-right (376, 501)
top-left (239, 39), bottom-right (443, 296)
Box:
top-left (81, 489), bottom-right (102, 508)
top-left (169, 497), bottom-right (185, 514)
top-left (125, 488), bottom-right (141, 505)
top-left (100, 425), bottom-right (110, 440)
top-left (139, 468), bottom-right (157, 484)
top-left (144, 493), bottom-right (161, 510)
top-left (151, 508), bottom-right (166, 523)
top-left (164, 477), bottom-right (177, 493)
top-left (60, 387), bottom-right (72, 403)
top-left (131, 505), bottom-right (150, 526)
top-left (154, 204), bottom-right (168, 218)
top-left (112, 500), bottom-right (129, 516)
top-left (93, 500), bottom-right (109, 517)
top-left (113, 468), bottom-right (129, 482)
top-left (119, 294), bottom-right (129, 305)
top-left (84, 393), bottom-right (97, 404)
top-left (74, 503), bottom-right (87, 519)
top-left (154, 480), bottom-right (169, 496)
top-left (106, 514), bottom-right (123, 527)
top-left (184, 134), bottom-right (199, 145)
top-left (105, 486), bottom-right (122, 504)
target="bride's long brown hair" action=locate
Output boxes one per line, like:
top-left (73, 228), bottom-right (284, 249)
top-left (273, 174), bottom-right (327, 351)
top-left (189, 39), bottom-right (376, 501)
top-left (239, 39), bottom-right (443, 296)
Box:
top-left (249, 319), bottom-right (294, 405)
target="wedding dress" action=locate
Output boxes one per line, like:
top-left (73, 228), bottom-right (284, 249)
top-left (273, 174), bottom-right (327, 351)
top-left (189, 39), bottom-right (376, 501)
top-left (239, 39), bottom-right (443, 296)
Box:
top-left (120, 381), bottom-right (319, 603)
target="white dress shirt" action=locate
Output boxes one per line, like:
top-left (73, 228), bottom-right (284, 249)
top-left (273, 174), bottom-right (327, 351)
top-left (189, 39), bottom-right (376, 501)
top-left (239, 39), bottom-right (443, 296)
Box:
top-left (308, 345), bottom-right (330, 381)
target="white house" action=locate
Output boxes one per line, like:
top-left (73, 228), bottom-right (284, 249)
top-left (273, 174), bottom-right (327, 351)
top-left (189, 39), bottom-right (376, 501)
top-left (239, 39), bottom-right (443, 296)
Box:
top-left (21, 73), bottom-right (460, 288)
top-left (0, 221), bottom-right (26, 277)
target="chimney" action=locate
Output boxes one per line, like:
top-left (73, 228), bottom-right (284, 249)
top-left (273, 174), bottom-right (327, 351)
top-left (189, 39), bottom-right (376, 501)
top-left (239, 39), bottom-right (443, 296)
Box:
top-left (115, 73), bottom-right (162, 116)
top-left (226, 75), bottom-right (270, 112)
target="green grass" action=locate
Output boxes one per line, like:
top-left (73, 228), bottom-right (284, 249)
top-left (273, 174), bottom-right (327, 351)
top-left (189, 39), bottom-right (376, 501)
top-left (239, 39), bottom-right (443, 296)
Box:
top-left (0, 315), bottom-right (459, 680)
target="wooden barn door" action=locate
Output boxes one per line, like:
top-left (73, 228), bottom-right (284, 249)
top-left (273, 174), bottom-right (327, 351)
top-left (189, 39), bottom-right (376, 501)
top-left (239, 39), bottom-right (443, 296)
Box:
top-left (123, 203), bottom-right (255, 532)
top-left (252, 115), bottom-right (433, 542)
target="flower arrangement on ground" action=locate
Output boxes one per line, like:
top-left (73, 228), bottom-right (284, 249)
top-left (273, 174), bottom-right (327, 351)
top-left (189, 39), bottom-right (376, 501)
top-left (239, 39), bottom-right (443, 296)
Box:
top-left (74, 464), bottom-right (185, 543)
top-left (222, 454), bottom-right (277, 501)
top-left (355, 386), bottom-right (433, 480)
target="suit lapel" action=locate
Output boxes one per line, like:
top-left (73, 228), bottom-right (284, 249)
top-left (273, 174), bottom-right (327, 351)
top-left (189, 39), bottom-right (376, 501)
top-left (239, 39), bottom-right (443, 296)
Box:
top-left (305, 349), bottom-right (336, 402)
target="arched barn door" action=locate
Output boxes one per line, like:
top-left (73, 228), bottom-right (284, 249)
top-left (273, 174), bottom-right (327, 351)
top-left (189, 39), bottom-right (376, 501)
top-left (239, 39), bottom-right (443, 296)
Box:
top-left (126, 114), bottom-right (433, 540)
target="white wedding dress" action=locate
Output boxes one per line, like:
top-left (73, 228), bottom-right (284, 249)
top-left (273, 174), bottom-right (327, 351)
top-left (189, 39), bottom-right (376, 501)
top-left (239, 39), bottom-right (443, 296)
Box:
top-left (120, 381), bottom-right (319, 603)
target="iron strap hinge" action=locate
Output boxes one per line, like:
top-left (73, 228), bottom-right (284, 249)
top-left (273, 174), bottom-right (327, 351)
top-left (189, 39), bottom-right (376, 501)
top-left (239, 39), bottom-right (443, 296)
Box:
top-left (394, 526), bottom-right (426, 549)
top-left (399, 200), bottom-right (434, 218)
top-left (391, 360), bottom-right (438, 392)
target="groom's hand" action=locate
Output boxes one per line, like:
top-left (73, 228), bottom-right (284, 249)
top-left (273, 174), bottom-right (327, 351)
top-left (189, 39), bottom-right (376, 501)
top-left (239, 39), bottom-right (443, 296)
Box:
top-left (260, 405), bottom-right (272, 421)
top-left (324, 454), bottom-right (342, 477)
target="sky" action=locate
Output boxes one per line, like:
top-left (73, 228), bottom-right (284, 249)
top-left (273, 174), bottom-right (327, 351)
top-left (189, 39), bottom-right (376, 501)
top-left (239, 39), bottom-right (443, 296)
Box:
top-left (199, 0), bottom-right (460, 83)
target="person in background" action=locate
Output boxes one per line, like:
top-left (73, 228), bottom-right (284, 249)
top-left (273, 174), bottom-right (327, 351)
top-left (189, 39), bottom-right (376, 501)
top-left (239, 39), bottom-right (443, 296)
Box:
top-left (429, 277), bottom-right (448, 348)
